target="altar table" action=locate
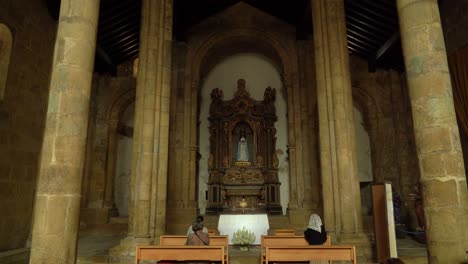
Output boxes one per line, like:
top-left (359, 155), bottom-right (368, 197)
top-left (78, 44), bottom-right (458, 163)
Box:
top-left (217, 214), bottom-right (269, 244)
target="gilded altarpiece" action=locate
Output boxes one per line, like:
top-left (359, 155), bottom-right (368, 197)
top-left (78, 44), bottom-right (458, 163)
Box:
top-left (206, 79), bottom-right (282, 214)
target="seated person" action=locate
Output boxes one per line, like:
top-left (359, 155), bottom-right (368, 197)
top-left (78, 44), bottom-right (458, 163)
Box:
top-left (186, 219), bottom-right (210, 246)
top-left (186, 215), bottom-right (209, 235)
top-left (304, 214), bottom-right (327, 245)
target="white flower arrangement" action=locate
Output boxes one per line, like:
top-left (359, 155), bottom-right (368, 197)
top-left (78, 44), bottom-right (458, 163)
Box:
top-left (231, 226), bottom-right (256, 246)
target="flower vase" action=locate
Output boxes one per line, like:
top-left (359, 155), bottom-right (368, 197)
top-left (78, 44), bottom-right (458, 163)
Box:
top-left (239, 245), bottom-right (249, 251)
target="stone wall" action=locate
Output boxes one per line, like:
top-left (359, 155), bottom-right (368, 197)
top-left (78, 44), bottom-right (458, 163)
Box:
top-left (0, 0), bottom-right (56, 252)
top-left (80, 73), bottom-right (135, 227)
top-left (350, 56), bottom-right (421, 228)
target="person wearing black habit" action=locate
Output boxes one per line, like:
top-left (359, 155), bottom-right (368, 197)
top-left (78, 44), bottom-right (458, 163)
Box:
top-left (304, 214), bottom-right (327, 245)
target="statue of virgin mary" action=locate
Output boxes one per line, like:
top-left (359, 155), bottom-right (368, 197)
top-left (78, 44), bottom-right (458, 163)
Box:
top-left (237, 130), bottom-right (249, 161)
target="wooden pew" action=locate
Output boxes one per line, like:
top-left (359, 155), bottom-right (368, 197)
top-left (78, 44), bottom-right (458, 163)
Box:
top-left (136, 245), bottom-right (224, 264)
top-left (208, 229), bottom-right (217, 236)
top-left (273, 229), bottom-right (296, 236)
top-left (261, 235), bottom-right (331, 264)
top-left (261, 235), bottom-right (331, 248)
top-left (159, 235), bottom-right (229, 263)
top-left (265, 245), bottom-right (356, 264)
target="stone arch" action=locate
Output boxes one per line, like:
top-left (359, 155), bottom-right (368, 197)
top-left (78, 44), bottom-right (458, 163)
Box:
top-left (352, 85), bottom-right (385, 182)
top-left (0, 23), bottom-right (13, 100)
top-left (189, 29), bottom-right (297, 91)
top-left (103, 88), bottom-right (135, 215)
top-left (187, 28), bottom-right (299, 211)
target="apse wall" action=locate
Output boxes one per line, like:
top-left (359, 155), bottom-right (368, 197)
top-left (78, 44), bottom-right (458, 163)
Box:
top-left (198, 53), bottom-right (289, 214)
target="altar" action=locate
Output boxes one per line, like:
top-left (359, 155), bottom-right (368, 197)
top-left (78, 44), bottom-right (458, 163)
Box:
top-left (206, 80), bottom-right (282, 215)
top-left (217, 214), bottom-right (269, 245)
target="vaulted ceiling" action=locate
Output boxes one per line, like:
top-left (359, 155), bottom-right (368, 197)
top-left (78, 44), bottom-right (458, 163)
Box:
top-left (46, 0), bottom-right (405, 74)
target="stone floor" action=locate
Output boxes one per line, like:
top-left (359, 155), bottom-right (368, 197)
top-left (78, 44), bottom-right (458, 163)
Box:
top-left (76, 233), bottom-right (428, 264)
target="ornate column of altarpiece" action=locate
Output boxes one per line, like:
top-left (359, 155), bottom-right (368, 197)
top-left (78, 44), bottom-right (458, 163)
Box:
top-left (206, 79), bottom-right (282, 215)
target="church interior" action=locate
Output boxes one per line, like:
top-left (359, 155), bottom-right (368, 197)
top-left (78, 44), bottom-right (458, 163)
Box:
top-left (0, 0), bottom-right (467, 263)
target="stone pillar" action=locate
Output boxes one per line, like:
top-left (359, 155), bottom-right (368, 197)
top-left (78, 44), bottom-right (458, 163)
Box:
top-left (131, 0), bottom-right (173, 240)
top-left (312, 0), bottom-right (363, 235)
top-left (396, 1), bottom-right (468, 262)
top-left (29, 0), bottom-right (100, 263)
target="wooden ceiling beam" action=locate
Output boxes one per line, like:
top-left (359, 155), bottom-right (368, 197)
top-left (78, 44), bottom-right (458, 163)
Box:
top-left (346, 32), bottom-right (378, 50)
top-left (99, 13), bottom-right (140, 35)
top-left (351, 3), bottom-right (397, 26)
top-left (99, 7), bottom-right (140, 31)
top-left (347, 42), bottom-right (370, 57)
top-left (104, 32), bottom-right (140, 50)
top-left (106, 38), bottom-right (139, 54)
top-left (346, 26), bottom-right (383, 46)
top-left (375, 32), bottom-right (400, 61)
top-left (346, 6), bottom-right (395, 32)
top-left (359, 0), bottom-right (397, 17)
top-left (346, 14), bottom-right (389, 37)
top-left (99, 22), bottom-right (140, 41)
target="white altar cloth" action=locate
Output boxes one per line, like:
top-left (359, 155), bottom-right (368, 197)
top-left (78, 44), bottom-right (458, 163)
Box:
top-left (217, 214), bottom-right (269, 245)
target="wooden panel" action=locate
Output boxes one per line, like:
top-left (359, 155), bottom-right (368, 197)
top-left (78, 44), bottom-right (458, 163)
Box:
top-left (159, 235), bottom-right (228, 246)
top-left (372, 184), bottom-right (390, 262)
top-left (273, 229), bottom-right (296, 236)
top-left (265, 246), bottom-right (355, 263)
top-left (136, 245), bottom-right (224, 263)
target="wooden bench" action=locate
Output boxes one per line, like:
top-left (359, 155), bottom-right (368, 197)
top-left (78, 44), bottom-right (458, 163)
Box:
top-left (159, 235), bottom-right (229, 263)
top-left (273, 229), bottom-right (296, 236)
top-left (261, 235), bottom-right (331, 264)
top-left (136, 245), bottom-right (224, 264)
top-left (265, 245), bottom-right (356, 264)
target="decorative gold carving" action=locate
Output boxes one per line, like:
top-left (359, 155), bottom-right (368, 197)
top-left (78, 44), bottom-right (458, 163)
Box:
top-left (239, 198), bottom-right (247, 208)
top-left (208, 153), bottom-right (214, 169)
top-left (223, 156), bottom-right (230, 167)
top-left (224, 171), bottom-right (263, 183)
top-left (235, 161), bottom-right (251, 167)
top-left (273, 150), bottom-right (279, 169)
top-left (207, 79), bottom-right (281, 214)
top-left (256, 155), bottom-right (264, 166)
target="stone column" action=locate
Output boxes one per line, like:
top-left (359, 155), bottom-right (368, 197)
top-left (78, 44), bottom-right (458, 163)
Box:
top-left (131, 0), bottom-right (173, 240)
top-left (29, 0), bottom-right (100, 263)
top-left (396, 1), bottom-right (468, 262)
top-left (312, 0), bottom-right (363, 235)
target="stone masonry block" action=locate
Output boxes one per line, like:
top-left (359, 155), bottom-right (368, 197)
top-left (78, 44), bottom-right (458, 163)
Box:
top-left (407, 71), bottom-right (451, 101)
top-left (414, 126), bottom-right (452, 154)
top-left (442, 152), bottom-right (465, 177)
top-left (423, 179), bottom-right (459, 208)
top-left (421, 152), bottom-right (444, 178)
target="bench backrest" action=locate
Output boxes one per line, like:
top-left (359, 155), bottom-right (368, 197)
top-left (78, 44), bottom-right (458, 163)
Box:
top-left (159, 235), bottom-right (228, 247)
top-left (261, 235), bottom-right (331, 247)
top-left (265, 245), bottom-right (355, 264)
top-left (273, 229), bottom-right (296, 236)
top-left (136, 245), bottom-right (224, 264)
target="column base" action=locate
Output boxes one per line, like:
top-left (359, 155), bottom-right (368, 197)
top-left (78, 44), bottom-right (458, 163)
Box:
top-left (108, 236), bottom-right (152, 264)
top-left (337, 232), bottom-right (374, 263)
top-left (165, 203), bottom-right (198, 234)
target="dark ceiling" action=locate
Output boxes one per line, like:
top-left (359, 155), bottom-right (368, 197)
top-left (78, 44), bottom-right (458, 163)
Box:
top-left (46, 0), bottom-right (405, 74)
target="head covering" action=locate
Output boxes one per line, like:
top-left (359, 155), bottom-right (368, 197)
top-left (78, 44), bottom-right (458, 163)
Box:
top-left (308, 214), bottom-right (322, 233)
top-left (192, 220), bottom-right (204, 231)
